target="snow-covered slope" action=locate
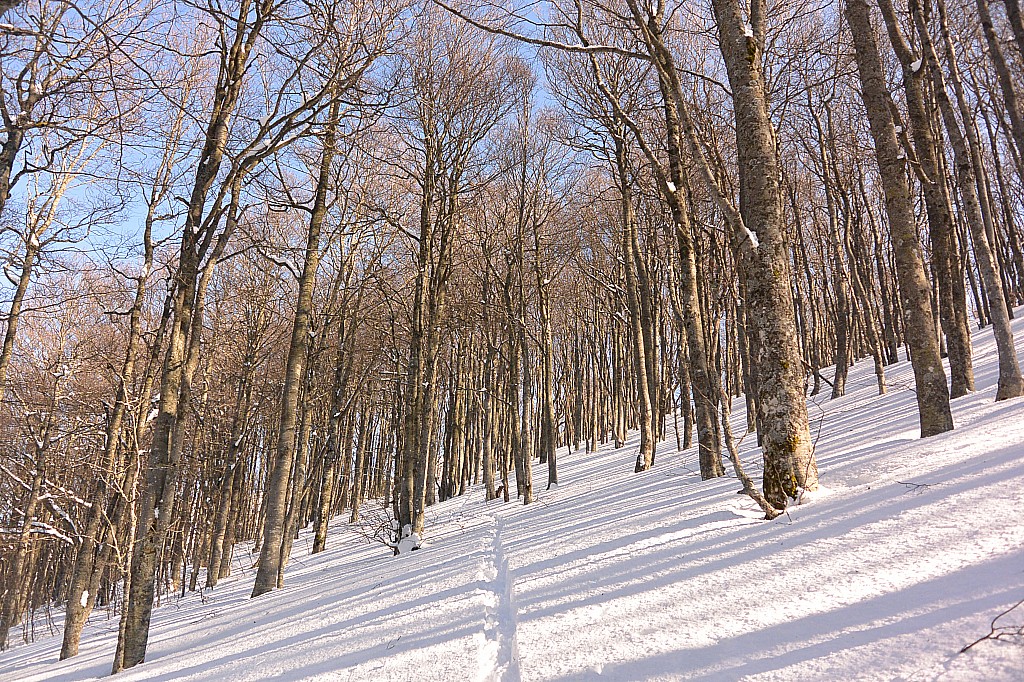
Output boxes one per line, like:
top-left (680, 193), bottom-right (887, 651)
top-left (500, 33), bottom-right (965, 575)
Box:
top-left (3, 316), bottom-right (1024, 681)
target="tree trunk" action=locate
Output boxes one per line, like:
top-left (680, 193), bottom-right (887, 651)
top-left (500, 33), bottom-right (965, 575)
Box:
top-left (0, 450), bottom-right (44, 650)
top-left (538, 281), bottom-right (558, 488)
top-left (0, 238), bottom-right (39, 401)
top-left (845, 0), bottom-right (953, 437)
top-left (61, 216), bottom-right (153, 658)
top-left (877, 0), bottom-right (974, 397)
top-left (916, 0), bottom-right (1024, 399)
top-left (977, 0), bottom-right (1024, 158)
top-left (253, 100), bottom-right (339, 596)
top-left (613, 137), bottom-right (657, 473)
top-left (711, 0), bottom-right (818, 506)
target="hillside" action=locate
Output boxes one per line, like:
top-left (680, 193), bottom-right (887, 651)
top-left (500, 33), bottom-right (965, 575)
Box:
top-left (2, 318), bottom-right (1023, 681)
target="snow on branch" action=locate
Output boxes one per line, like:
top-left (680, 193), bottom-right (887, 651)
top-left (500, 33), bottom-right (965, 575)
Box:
top-left (0, 462), bottom-right (31, 491)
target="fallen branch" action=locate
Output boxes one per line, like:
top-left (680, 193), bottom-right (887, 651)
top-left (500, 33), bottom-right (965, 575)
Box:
top-left (716, 383), bottom-right (783, 520)
top-left (961, 599), bottom-right (1024, 653)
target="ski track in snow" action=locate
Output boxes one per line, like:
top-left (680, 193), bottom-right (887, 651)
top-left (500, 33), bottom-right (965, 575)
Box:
top-left (3, 311), bottom-right (1024, 681)
top-left (476, 515), bottom-right (522, 682)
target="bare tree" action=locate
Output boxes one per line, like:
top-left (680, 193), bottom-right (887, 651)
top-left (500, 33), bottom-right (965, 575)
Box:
top-left (387, 6), bottom-right (530, 544)
top-left (845, 0), bottom-right (953, 437)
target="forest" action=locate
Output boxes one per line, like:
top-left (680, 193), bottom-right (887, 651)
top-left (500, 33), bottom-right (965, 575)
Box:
top-left (0, 0), bottom-right (1022, 676)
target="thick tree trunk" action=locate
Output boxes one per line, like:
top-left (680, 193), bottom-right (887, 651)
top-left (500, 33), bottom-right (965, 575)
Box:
top-left (0, 125), bottom-right (26, 219)
top-left (877, 0), bottom-right (974, 397)
top-left (277, 393), bottom-right (312, 586)
top-left (117, 0), bottom-right (263, 661)
top-left (1004, 0), bottom-right (1024, 57)
top-left (119, 262), bottom-right (196, 671)
top-left (711, 0), bottom-right (818, 506)
top-left (916, 0), bottom-right (1024, 399)
top-left (845, 0), bottom-right (953, 437)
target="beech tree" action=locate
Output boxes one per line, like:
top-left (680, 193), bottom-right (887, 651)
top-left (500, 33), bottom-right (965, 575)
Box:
top-left (845, 0), bottom-right (954, 437)
top-left (0, 0), bottom-right (1022, 662)
top-left (387, 5), bottom-right (531, 544)
top-left (251, 0), bottom-right (398, 597)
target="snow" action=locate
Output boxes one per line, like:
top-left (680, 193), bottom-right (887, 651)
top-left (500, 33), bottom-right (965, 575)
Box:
top-left (665, 180), bottom-right (676, 193)
top-left (743, 22), bottom-right (754, 38)
top-left (743, 224), bottom-right (760, 249)
top-left (271, 257), bottom-right (299, 279)
top-left (395, 527), bottom-right (421, 554)
top-left (0, 463), bottom-right (31, 491)
top-left (42, 495), bottom-right (76, 536)
top-left (80, 591), bottom-right (89, 608)
top-left (911, 58), bottom-right (923, 73)
top-left (26, 521), bottom-right (75, 545)
top-left (3, 314), bottom-right (1024, 681)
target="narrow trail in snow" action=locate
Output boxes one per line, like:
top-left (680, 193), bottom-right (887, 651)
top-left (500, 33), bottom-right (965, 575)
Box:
top-left (476, 514), bottom-right (522, 682)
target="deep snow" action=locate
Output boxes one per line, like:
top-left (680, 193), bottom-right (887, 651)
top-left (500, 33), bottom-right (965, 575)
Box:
top-left (2, 315), bottom-right (1024, 681)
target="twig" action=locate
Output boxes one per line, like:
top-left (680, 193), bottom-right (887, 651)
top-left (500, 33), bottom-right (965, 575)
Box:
top-left (961, 599), bottom-right (1024, 653)
top-left (896, 480), bottom-right (933, 494)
